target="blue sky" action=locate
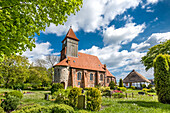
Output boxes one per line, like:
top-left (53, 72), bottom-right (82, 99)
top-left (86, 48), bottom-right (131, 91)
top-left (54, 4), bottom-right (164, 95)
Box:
top-left (23, 0), bottom-right (170, 81)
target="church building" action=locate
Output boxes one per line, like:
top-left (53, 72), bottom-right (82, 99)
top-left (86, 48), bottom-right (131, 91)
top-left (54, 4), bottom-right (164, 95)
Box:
top-left (53, 28), bottom-right (116, 89)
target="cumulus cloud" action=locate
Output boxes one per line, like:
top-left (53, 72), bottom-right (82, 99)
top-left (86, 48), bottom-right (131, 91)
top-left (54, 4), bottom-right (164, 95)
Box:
top-left (22, 42), bottom-right (54, 63)
top-left (103, 23), bottom-right (146, 45)
top-left (131, 32), bottom-right (170, 52)
top-left (45, 0), bottom-right (142, 36)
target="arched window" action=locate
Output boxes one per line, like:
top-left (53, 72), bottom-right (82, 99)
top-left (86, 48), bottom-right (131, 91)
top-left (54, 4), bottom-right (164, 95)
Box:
top-left (77, 72), bottom-right (81, 80)
top-left (100, 74), bottom-right (103, 81)
top-left (107, 78), bottom-right (109, 83)
top-left (90, 73), bottom-right (93, 81)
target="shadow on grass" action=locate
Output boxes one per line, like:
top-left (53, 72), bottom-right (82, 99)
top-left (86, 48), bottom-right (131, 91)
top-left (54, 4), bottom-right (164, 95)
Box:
top-left (118, 100), bottom-right (170, 110)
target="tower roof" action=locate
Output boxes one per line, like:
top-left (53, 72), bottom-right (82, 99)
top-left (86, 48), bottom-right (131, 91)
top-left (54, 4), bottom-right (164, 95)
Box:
top-left (62, 28), bottom-right (79, 43)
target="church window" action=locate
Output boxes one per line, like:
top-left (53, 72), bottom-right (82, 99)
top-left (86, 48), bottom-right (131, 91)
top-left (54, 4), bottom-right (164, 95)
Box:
top-left (78, 82), bottom-right (80, 85)
top-left (100, 74), bottom-right (103, 81)
top-left (77, 72), bottom-right (81, 80)
top-left (90, 73), bottom-right (93, 81)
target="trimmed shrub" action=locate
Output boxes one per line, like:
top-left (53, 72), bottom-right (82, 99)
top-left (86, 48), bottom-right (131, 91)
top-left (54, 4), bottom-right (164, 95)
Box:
top-left (117, 87), bottom-right (126, 92)
top-left (7, 91), bottom-right (23, 99)
top-left (119, 79), bottom-right (123, 87)
top-left (68, 87), bottom-right (82, 108)
top-left (12, 104), bottom-right (74, 113)
top-left (109, 81), bottom-right (115, 89)
top-left (154, 54), bottom-right (170, 104)
top-left (1, 95), bottom-right (20, 112)
top-left (13, 84), bottom-right (24, 90)
top-left (53, 89), bottom-right (69, 103)
top-left (23, 83), bottom-right (32, 90)
top-left (51, 83), bottom-right (64, 95)
top-left (112, 93), bottom-right (125, 98)
top-left (131, 86), bottom-right (136, 90)
top-left (99, 87), bottom-right (110, 92)
top-left (148, 84), bottom-right (153, 88)
top-left (52, 104), bottom-right (74, 113)
top-left (86, 88), bottom-right (101, 111)
top-left (0, 107), bottom-right (5, 113)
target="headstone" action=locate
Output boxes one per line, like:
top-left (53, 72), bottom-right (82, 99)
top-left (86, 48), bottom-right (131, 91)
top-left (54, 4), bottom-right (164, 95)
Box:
top-left (78, 95), bottom-right (85, 109)
top-left (45, 94), bottom-right (49, 100)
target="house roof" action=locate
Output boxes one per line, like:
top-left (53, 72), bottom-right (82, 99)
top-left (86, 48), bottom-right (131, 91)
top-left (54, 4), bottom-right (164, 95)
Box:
top-left (123, 69), bottom-right (151, 83)
top-left (62, 28), bottom-right (79, 43)
top-left (54, 52), bottom-right (115, 77)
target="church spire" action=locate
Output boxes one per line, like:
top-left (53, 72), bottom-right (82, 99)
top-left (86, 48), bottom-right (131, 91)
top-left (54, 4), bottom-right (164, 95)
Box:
top-left (62, 27), bottom-right (79, 43)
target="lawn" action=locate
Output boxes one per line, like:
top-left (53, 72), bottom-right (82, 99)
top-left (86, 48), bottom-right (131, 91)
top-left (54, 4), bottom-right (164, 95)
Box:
top-left (0, 88), bottom-right (170, 113)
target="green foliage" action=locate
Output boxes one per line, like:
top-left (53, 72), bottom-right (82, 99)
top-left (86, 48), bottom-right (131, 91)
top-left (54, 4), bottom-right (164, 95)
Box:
top-left (1, 95), bottom-right (20, 112)
top-left (52, 89), bottom-right (69, 103)
top-left (109, 81), bottom-right (115, 89)
top-left (142, 84), bottom-right (146, 88)
top-left (0, 55), bottom-right (30, 88)
top-left (0, 0), bottom-right (83, 61)
top-left (68, 87), bottom-right (82, 108)
top-left (131, 86), bottom-right (136, 90)
top-left (51, 83), bottom-right (64, 95)
top-left (99, 87), bottom-right (110, 92)
top-left (141, 40), bottom-right (170, 71)
top-left (0, 107), bottom-right (5, 113)
top-left (86, 88), bottom-right (101, 111)
top-left (119, 79), bottom-right (124, 87)
top-left (23, 83), bottom-right (32, 90)
top-left (12, 104), bottom-right (74, 113)
top-left (148, 84), bottom-right (153, 88)
top-left (117, 87), bottom-right (126, 92)
top-left (13, 83), bottom-right (24, 90)
top-left (112, 93), bottom-right (125, 98)
top-left (154, 54), bottom-right (170, 104)
top-left (7, 91), bottom-right (23, 99)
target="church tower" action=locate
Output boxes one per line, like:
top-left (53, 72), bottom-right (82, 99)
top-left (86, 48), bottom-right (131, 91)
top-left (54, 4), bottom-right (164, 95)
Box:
top-left (60, 27), bottom-right (79, 61)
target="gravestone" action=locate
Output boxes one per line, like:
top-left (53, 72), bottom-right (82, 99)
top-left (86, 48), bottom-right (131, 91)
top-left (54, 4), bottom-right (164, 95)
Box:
top-left (78, 95), bottom-right (85, 109)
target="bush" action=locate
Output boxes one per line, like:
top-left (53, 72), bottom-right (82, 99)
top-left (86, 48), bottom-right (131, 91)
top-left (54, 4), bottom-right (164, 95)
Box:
top-left (7, 91), bottom-right (23, 99)
top-left (117, 87), bottom-right (126, 92)
top-left (23, 83), bottom-right (32, 90)
top-left (147, 88), bottom-right (156, 93)
top-left (53, 89), bottom-right (69, 103)
top-left (99, 87), bottom-right (110, 92)
top-left (131, 86), bottom-right (136, 90)
top-left (112, 93), bottom-right (125, 98)
top-left (86, 88), bottom-right (101, 111)
top-left (1, 95), bottom-right (20, 112)
top-left (142, 84), bottom-right (146, 88)
top-left (109, 81), bottom-right (115, 89)
top-left (0, 107), bottom-right (5, 113)
top-left (12, 104), bottom-right (74, 113)
top-left (68, 87), bottom-right (82, 108)
top-left (142, 88), bottom-right (150, 92)
top-left (119, 79), bottom-right (123, 87)
top-left (51, 83), bottom-right (64, 95)
top-left (154, 54), bottom-right (170, 104)
top-left (147, 84), bottom-right (153, 88)
top-left (13, 84), bottom-right (24, 90)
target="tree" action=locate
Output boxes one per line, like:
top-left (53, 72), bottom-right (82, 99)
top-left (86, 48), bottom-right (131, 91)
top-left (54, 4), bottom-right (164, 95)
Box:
top-left (46, 55), bottom-right (60, 82)
top-left (119, 78), bottom-right (123, 87)
top-left (153, 54), bottom-right (170, 104)
top-left (109, 81), bottom-right (115, 89)
top-left (141, 40), bottom-right (170, 71)
top-left (0, 0), bottom-right (83, 61)
top-left (0, 55), bottom-right (30, 88)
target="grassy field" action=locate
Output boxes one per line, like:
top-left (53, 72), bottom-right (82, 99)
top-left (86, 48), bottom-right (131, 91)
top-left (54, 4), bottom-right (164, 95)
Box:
top-left (0, 88), bottom-right (170, 113)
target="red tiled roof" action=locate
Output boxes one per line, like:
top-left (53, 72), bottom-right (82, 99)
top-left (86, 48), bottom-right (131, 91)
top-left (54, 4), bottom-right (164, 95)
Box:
top-left (54, 52), bottom-right (114, 77)
top-left (106, 69), bottom-right (115, 77)
top-left (62, 28), bottom-right (79, 43)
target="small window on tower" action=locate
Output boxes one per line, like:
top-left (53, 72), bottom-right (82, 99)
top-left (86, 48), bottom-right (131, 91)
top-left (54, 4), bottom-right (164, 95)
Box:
top-left (90, 73), bottom-right (93, 81)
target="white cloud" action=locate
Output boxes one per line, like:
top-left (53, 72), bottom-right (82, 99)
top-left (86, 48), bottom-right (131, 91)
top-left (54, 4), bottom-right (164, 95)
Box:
top-left (147, 0), bottom-right (159, 4)
top-left (22, 42), bottom-right (53, 63)
top-left (131, 32), bottom-right (170, 52)
top-left (45, 0), bottom-right (142, 36)
top-left (103, 22), bottom-right (146, 45)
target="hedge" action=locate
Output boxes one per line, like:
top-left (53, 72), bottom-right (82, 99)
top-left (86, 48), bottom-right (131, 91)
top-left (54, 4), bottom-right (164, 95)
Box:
top-left (12, 104), bottom-right (74, 113)
top-left (68, 87), bottom-right (82, 108)
top-left (154, 54), bottom-right (170, 104)
top-left (86, 87), bottom-right (101, 111)
top-left (51, 83), bottom-right (64, 95)
top-left (7, 91), bottom-right (23, 99)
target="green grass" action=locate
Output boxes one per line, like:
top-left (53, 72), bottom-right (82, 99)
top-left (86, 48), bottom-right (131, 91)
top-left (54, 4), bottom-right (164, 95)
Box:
top-left (0, 88), bottom-right (170, 113)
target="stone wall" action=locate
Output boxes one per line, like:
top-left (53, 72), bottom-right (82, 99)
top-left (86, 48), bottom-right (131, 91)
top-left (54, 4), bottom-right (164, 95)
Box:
top-left (54, 66), bottom-right (69, 89)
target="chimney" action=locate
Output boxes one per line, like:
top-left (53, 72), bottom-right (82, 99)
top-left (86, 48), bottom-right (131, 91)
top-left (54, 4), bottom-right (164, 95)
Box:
top-left (104, 64), bottom-right (106, 70)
